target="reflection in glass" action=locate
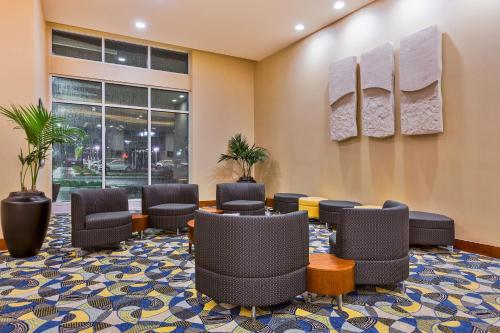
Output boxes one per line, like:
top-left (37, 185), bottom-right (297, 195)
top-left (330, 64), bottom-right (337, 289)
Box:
top-left (151, 112), bottom-right (188, 184)
top-left (52, 30), bottom-right (102, 61)
top-left (151, 89), bottom-right (189, 111)
top-left (52, 103), bottom-right (102, 202)
top-left (151, 48), bottom-right (189, 74)
top-left (52, 77), bottom-right (102, 103)
top-left (105, 39), bottom-right (147, 68)
top-left (105, 83), bottom-right (148, 108)
top-left (105, 107), bottom-right (148, 198)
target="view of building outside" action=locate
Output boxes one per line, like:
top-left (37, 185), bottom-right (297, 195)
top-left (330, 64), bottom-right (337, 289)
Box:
top-left (51, 76), bottom-right (189, 201)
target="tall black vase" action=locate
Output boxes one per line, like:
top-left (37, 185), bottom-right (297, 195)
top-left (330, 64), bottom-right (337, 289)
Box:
top-left (1, 191), bottom-right (51, 258)
top-left (237, 176), bottom-right (256, 183)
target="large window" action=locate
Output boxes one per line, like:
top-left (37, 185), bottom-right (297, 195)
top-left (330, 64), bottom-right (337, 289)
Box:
top-left (52, 30), bottom-right (189, 74)
top-left (52, 76), bottom-right (190, 202)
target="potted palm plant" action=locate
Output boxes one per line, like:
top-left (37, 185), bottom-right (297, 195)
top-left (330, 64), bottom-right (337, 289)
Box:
top-left (218, 133), bottom-right (269, 183)
top-left (0, 103), bottom-right (83, 258)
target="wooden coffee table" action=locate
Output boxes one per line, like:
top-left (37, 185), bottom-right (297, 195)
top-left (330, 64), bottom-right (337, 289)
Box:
top-left (201, 207), bottom-right (224, 214)
top-left (132, 214), bottom-right (148, 239)
top-left (187, 219), bottom-right (195, 253)
top-left (307, 253), bottom-right (355, 310)
top-left (187, 208), bottom-right (223, 254)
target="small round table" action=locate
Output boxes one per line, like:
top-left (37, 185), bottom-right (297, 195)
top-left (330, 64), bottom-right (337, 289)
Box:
top-left (187, 208), bottom-right (224, 254)
top-left (187, 219), bottom-right (195, 253)
top-left (307, 253), bottom-right (355, 310)
top-left (132, 214), bottom-right (148, 239)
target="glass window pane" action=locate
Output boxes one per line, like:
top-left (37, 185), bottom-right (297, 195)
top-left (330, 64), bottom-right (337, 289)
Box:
top-left (151, 112), bottom-right (189, 184)
top-left (52, 30), bottom-right (102, 61)
top-left (105, 83), bottom-right (148, 107)
top-left (105, 107), bottom-right (148, 199)
top-left (151, 48), bottom-right (189, 74)
top-left (151, 89), bottom-right (189, 111)
top-left (52, 103), bottom-right (103, 202)
top-left (52, 77), bottom-right (102, 103)
top-left (105, 39), bottom-right (147, 68)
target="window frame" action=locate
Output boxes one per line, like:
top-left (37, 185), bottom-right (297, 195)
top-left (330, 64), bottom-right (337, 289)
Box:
top-left (50, 74), bottom-right (190, 204)
top-left (50, 28), bottom-right (191, 74)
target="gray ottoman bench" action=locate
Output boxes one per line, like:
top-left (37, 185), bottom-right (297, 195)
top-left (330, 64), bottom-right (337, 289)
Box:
top-left (273, 193), bottom-right (307, 214)
top-left (319, 200), bottom-right (361, 229)
top-left (409, 211), bottom-right (455, 251)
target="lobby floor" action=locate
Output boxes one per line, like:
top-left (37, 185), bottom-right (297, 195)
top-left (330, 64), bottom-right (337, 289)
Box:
top-left (0, 215), bottom-right (498, 332)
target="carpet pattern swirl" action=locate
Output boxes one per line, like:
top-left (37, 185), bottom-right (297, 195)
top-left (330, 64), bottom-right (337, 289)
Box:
top-left (0, 215), bottom-right (499, 332)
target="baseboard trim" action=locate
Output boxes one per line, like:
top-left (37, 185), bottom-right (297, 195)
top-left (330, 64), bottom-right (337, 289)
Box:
top-left (454, 239), bottom-right (500, 258)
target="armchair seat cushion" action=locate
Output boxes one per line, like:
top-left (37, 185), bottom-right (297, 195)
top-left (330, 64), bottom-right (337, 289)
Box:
top-left (148, 203), bottom-right (197, 216)
top-left (86, 211), bottom-right (131, 230)
top-left (409, 211), bottom-right (454, 229)
top-left (222, 200), bottom-right (265, 211)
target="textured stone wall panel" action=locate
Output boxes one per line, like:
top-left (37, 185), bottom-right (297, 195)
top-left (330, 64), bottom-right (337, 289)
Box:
top-left (329, 56), bottom-right (358, 141)
top-left (330, 93), bottom-right (358, 141)
top-left (400, 25), bottom-right (443, 135)
top-left (360, 43), bottom-right (395, 138)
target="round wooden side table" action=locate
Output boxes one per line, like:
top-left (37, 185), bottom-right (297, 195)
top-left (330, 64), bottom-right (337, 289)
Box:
top-left (132, 214), bottom-right (148, 239)
top-left (187, 208), bottom-right (223, 254)
top-left (187, 219), bottom-right (195, 254)
top-left (307, 253), bottom-right (355, 310)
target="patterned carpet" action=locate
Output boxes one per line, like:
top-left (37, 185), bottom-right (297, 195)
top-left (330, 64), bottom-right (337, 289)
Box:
top-left (0, 215), bottom-right (499, 333)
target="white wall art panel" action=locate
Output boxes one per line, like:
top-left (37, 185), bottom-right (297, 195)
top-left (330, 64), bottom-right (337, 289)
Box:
top-left (400, 25), bottom-right (443, 135)
top-left (360, 42), bottom-right (395, 138)
top-left (329, 56), bottom-right (357, 141)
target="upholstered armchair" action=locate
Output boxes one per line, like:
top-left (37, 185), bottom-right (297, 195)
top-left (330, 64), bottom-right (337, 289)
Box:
top-left (194, 210), bottom-right (309, 319)
top-left (329, 200), bottom-right (409, 285)
top-left (142, 184), bottom-right (199, 234)
top-left (216, 183), bottom-right (265, 215)
top-left (71, 188), bottom-right (132, 249)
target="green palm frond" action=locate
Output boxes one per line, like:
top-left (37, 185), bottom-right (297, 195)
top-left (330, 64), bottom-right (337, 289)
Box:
top-left (0, 103), bottom-right (85, 191)
top-left (218, 133), bottom-right (269, 178)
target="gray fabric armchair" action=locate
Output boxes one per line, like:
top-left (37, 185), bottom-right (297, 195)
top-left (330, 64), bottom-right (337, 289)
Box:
top-left (329, 200), bottom-right (409, 285)
top-left (71, 188), bottom-right (132, 249)
top-left (195, 210), bottom-right (309, 318)
top-left (142, 184), bottom-right (199, 233)
top-left (216, 183), bottom-right (265, 215)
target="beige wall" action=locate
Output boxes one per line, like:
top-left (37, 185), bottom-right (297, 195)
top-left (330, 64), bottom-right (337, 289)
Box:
top-left (0, 0), bottom-right (47, 237)
top-left (255, 0), bottom-right (500, 246)
top-left (191, 51), bottom-right (255, 200)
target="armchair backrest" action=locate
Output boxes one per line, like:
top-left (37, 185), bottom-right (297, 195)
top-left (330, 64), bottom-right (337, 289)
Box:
top-left (215, 183), bottom-right (265, 209)
top-left (195, 210), bottom-right (309, 278)
top-left (337, 200), bottom-right (409, 260)
top-left (71, 188), bottom-right (129, 230)
top-left (142, 184), bottom-right (199, 213)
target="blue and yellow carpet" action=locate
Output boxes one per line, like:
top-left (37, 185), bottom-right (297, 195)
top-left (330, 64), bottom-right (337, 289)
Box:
top-left (0, 215), bottom-right (499, 332)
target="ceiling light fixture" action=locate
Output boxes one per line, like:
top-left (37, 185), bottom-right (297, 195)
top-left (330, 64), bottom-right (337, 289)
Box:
top-left (172, 99), bottom-right (177, 102)
top-left (334, 1), bottom-right (345, 10)
top-left (135, 21), bottom-right (147, 29)
top-left (295, 23), bottom-right (305, 31)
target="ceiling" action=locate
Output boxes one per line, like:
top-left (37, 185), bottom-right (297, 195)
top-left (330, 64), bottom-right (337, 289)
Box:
top-left (42, 0), bottom-right (374, 61)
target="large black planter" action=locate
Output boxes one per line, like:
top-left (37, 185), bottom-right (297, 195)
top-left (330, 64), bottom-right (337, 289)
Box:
top-left (237, 176), bottom-right (256, 183)
top-left (1, 191), bottom-right (51, 258)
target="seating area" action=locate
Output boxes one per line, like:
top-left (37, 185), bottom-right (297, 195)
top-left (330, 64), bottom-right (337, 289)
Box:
top-left (1, 1), bottom-right (499, 332)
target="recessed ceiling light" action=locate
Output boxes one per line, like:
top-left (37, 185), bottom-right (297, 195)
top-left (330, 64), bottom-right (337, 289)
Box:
top-left (118, 57), bottom-right (126, 62)
top-left (135, 21), bottom-right (147, 29)
top-left (172, 99), bottom-right (177, 102)
top-left (295, 23), bottom-right (305, 31)
top-left (334, 1), bottom-right (345, 10)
